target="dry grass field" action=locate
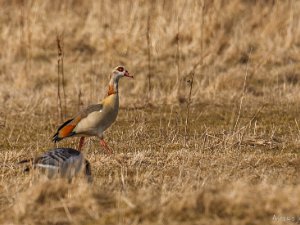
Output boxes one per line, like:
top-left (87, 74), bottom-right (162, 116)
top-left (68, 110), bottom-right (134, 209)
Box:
top-left (1, 0), bottom-right (300, 224)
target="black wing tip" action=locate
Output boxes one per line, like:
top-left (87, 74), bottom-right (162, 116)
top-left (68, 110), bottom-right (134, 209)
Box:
top-left (52, 133), bottom-right (62, 142)
top-left (52, 132), bottom-right (76, 143)
top-left (52, 118), bottom-right (75, 143)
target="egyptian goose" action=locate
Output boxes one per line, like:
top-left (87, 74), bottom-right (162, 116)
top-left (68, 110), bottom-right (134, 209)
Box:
top-left (52, 66), bottom-right (133, 153)
top-left (19, 148), bottom-right (92, 182)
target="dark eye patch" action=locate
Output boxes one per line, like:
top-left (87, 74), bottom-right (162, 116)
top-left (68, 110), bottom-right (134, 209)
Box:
top-left (117, 67), bottom-right (124, 72)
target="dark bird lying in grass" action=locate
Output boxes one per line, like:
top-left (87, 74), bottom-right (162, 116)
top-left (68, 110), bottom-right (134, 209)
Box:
top-left (18, 148), bottom-right (92, 182)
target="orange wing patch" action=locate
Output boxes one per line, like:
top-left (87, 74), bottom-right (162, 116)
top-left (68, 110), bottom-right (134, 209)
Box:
top-left (58, 116), bottom-right (81, 138)
top-left (52, 116), bottom-right (83, 142)
top-left (58, 124), bottom-right (76, 138)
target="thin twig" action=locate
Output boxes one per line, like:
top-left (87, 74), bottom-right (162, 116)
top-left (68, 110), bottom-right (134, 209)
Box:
top-left (232, 105), bottom-right (265, 149)
top-left (56, 33), bottom-right (63, 123)
top-left (200, 1), bottom-right (204, 69)
top-left (184, 72), bottom-right (195, 145)
top-left (233, 105), bottom-right (265, 137)
top-left (176, 14), bottom-right (181, 86)
top-left (233, 48), bottom-right (253, 131)
top-left (146, 5), bottom-right (152, 104)
top-left (175, 1), bottom-right (188, 99)
top-left (184, 1), bottom-right (205, 146)
top-left (77, 88), bottom-right (82, 112)
top-left (57, 33), bottom-right (66, 119)
top-left (61, 41), bottom-right (66, 118)
top-left (185, 50), bottom-right (210, 79)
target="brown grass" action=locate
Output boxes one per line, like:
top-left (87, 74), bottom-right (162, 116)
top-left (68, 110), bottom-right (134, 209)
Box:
top-left (1, 0), bottom-right (300, 224)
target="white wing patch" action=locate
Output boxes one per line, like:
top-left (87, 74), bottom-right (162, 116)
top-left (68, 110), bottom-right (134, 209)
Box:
top-left (36, 164), bottom-right (59, 170)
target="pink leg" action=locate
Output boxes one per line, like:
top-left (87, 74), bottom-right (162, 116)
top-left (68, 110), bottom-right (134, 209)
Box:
top-left (78, 137), bottom-right (85, 151)
top-left (99, 139), bottom-right (113, 154)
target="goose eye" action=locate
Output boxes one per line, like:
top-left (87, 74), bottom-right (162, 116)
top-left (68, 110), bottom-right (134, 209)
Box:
top-left (117, 67), bottom-right (124, 72)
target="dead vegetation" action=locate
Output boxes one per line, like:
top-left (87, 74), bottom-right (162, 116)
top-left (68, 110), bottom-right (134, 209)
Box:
top-left (1, 0), bottom-right (300, 224)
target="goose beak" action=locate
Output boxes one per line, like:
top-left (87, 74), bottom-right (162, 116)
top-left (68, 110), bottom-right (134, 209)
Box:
top-left (124, 70), bottom-right (133, 78)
